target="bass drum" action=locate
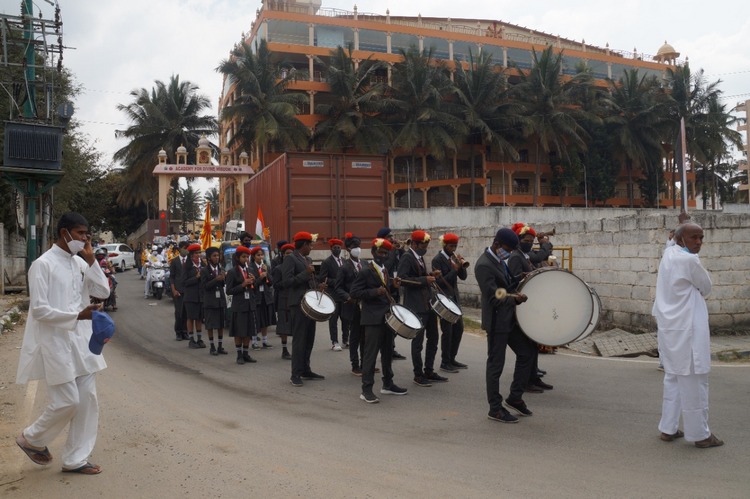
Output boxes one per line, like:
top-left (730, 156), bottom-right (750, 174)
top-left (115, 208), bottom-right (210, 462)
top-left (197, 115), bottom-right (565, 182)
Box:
top-left (515, 268), bottom-right (595, 347)
top-left (385, 304), bottom-right (423, 339)
top-left (431, 293), bottom-right (462, 324)
top-left (573, 285), bottom-right (602, 342)
top-left (300, 290), bottom-right (336, 322)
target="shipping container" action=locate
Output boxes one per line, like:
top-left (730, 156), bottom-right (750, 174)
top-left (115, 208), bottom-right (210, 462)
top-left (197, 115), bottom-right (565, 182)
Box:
top-left (243, 152), bottom-right (388, 262)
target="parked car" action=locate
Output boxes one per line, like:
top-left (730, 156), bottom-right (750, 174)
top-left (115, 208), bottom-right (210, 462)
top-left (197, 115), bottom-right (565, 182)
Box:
top-left (101, 243), bottom-right (136, 272)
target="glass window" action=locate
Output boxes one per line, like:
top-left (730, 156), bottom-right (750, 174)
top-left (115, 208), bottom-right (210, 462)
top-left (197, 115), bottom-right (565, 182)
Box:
top-left (316, 25), bottom-right (351, 48)
top-left (587, 58), bottom-right (609, 79)
top-left (422, 37), bottom-right (449, 60)
top-left (507, 47), bottom-right (531, 69)
top-left (480, 44), bottom-right (504, 66)
top-left (562, 55), bottom-right (584, 76)
top-left (610, 62), bottom-right (636, 81)
top-left (359, 28), bottom-right (388, 53)
top-left (453, 40), bottom-right (480, 63)
top-left (390, 32), bottom-right (419, 53)
top-left (267, 19), bottom-right (308, 46)
top-left (121, 245), bottom-right (133, 252)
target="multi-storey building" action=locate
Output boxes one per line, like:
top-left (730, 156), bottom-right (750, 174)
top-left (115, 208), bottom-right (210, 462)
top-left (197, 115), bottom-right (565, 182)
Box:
top-left (217, 0), bottom-right (695, 226)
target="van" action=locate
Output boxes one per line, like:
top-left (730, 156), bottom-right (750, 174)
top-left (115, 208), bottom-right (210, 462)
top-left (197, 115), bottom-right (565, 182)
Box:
top-left (224, 220), bottom-right (245, 241)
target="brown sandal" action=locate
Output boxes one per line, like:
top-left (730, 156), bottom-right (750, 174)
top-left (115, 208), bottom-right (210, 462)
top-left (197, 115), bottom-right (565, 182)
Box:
top-left (660, 430), bottom-right (684, 442)
top-left (695, 434), bottom-right (724, 448)
top-left (16, 434), bottom-right (52, 465)
top-left (62, 462), bottom-right (102, 474)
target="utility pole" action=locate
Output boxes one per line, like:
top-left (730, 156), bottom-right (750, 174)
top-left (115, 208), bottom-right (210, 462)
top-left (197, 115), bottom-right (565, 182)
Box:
top-left (22, 0), bottom-right (36, 118)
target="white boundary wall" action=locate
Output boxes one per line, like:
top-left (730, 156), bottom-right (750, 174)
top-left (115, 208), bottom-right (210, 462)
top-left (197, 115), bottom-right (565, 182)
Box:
top-left (389, 207), bottom-right (750, 331)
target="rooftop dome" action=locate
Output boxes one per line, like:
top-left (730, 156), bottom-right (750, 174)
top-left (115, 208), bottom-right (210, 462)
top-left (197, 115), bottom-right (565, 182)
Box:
top-left (655, 41), bottom-right (680, 60)
top-left (176, 144), bottom-right (187, 154)
top-left (198, 135), bottom-right (210, 148)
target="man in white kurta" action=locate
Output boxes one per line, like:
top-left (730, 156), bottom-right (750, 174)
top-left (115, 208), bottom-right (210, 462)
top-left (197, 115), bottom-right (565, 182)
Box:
top-left (652, 223), bottom-right (723, 448)
top-left (16, 213), bottom-right (111, 472)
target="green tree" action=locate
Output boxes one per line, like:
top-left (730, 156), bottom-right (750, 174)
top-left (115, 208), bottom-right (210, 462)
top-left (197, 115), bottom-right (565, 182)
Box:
top-left (511, 47), bottom-right (591, 205)
top-left (114, 75), bottom-right (217, 215)
top-left (204, 186), bottom-right (220, 216)
top-left (177, 185), bottom-right (202, 231)
top-left (217, 39), bottom-right (310, 168)
top-left (452, 49), bottom-right (522, 206)
top-left (312, 45), bottom-right (390, 153)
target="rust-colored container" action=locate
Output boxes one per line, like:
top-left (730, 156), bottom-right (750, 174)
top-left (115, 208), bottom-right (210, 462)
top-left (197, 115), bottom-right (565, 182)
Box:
top-left (243, 152), bottom-right (388, 252)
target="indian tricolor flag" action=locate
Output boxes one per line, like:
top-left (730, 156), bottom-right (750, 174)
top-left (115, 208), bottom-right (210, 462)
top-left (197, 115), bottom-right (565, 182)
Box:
top-left (254, 207), bottom-right (267, 240)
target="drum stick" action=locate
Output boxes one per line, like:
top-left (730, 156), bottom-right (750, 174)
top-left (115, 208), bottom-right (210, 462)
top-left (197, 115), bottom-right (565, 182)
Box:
top-left (495, 288), bottom-right (521, 300)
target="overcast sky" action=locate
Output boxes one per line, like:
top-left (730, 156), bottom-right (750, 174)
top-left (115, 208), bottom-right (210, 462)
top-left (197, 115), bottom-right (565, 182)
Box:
top-left (3, 0), bottom-right (748, 196)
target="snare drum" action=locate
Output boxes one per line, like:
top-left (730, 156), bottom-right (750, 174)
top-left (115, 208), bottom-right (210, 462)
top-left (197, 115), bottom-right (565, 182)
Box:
top-left (431, 293), bottom-right (462, 324)
top-left (515, 268), bottom-right (595, 347)
top-left (385, 304), bottom-right (423, 339)
top-left (300, 290), bottom-right (336, 322)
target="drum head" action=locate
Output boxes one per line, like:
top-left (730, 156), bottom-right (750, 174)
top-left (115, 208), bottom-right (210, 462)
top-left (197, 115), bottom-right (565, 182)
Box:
top-left (574, 285), bottom-right (602, 342)
top-left (392, 305), bottom-right (422, 330)
top-left (515, 269), bottom-right (594, 346)
top-left (303, 291), bottom-right (336, 314)
top-left (436, 293), bottom-right (462, 316)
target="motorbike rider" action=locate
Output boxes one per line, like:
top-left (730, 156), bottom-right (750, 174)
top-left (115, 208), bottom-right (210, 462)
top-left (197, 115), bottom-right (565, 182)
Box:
top-left (144, 244), bottom-right (166, 298)
top-left (95, 248), bottom-right (118, 311)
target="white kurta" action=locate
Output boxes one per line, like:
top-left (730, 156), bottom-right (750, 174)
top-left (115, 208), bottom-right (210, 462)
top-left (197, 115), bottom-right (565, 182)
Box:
top-left (652, 244), bottom-right (712, 375)
top-left (16, 244), bottom-right (111, 386)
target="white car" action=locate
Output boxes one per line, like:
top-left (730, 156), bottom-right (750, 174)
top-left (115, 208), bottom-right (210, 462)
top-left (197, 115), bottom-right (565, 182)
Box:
top-left (101, 243), bottom-right (136, 272)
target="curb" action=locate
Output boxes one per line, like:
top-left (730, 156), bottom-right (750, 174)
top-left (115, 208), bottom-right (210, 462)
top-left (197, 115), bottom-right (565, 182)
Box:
top-left (712, 349), bottom-right (750, 362)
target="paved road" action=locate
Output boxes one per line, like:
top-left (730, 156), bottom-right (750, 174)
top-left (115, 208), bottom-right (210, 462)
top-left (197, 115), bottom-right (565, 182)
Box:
top-left (3, 270), bottom-right (749, 498)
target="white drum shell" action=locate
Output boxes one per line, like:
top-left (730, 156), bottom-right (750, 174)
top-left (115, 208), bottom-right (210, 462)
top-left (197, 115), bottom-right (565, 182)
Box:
top-left (573, 285), bottom-right (602, 342)
top-left (431, 293), bottom-right (462, 324)
top-left (386, 304), bottom-right (423, 339)
top-left (301, 290), bottom-right (336, 322)
top-left (515, 268), bottom-right (594, 347)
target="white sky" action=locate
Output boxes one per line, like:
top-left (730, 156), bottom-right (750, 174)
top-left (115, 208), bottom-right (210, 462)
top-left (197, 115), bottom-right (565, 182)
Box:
top-left (2, 0), bottom-right (749, 197)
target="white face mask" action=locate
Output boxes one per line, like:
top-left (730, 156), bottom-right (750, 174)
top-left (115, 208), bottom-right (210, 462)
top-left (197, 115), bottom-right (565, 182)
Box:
top-left (350, 247), bottom-right (361, 259)
top-left (64, 229), bottom-right (86, 255)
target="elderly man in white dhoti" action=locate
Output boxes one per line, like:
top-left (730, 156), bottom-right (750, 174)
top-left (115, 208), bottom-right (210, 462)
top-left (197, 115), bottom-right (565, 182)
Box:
top-left (652, 222), bottom-right (723, 449)
top-left (15, 212), bottom-right (111, 474)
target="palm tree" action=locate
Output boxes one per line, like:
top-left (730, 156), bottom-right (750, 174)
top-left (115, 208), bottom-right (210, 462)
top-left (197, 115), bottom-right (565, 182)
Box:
top-left (511, 47), bottom-right (591, 205)
top-left (114, 75), bottom-right (218, 212)
top-left (382, 47), bottom-right (468, 206)
top-left (204, 186), bottom-right (220, 217)
top-left (452, 49), bottom-right (523, 206)
top-left (217, 39), bottom-right (309, 168)
top-left (312, 45), bottom-right (390, 153)
top-left (606, 69), bottom-right (671, 207)
top-left (177, 185), bottom-right (203, 231)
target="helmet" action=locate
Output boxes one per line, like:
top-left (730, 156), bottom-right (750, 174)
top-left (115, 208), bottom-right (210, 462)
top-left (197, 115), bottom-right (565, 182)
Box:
top-left (95, 248), bottom-right (107, 258)
top-left (152, 245), bottom-right (158, 250)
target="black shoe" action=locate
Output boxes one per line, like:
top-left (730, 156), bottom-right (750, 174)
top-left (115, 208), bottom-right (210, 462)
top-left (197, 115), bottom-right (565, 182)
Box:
top-left (181, 332), bottom-right (190, 340)
top-left (525, 384), bottom-right (544, 393)
top-left (197, 339), bottom-right (206, 348)
top-left (381, 384), bottom-right (408, 395)
top-left (217, 347), bottom-right (228, 355)
top-left (281, 348), bottom-right (292, 360)
top-left (451, 360), bottom-right (468, 370)
top-left (242, 353), bottom-right (257, 363)
top-left (351, 367), bottom-right (362, 376)
top-left (393, 350), bottom-right (406, 360)
top-left (301, 371), bottom-right (324, 380)
top-left (488, 408), bottom-right (519, 424)
top-left (262, 343), bottom-right (273, 349)
top-left (360, 391), bottom-right (380, 404)
top-left (413, 376), bottom-right (432, 387)
top-left (534, 380), bottom-right (554, 390)
top-left (188, 339), bottom-right (200, 349)
top-left (504, 399), bottom-right (533, 417)
top-left (210, 345), bottom-right (218, 356)
top-left (175, 334), bottom-right (183, 341)
top-left (236, 353), bottom-right (245, 365)
top-left (440, 363), bottom-right (459, 373)
top-left (251, 344), bottom-right (261, 351)
top-left (537, 369), bottom-right (547, 377)
top-left (425, 371), bottom-right (449, 382)
top-left (290, 376), bottom-right (303, 387)
top-left (343, 342), bottom-right (350, 349)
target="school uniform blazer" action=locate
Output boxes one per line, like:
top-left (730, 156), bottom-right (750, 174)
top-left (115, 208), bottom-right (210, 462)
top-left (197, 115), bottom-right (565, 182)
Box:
top-left (271, 264), bottom-right (288, 311)
top-left (431, 252), bottom-right (467, 303)
top-left (397, 250), bottom-right (432, 314)
top-left (350, 262), bottom-right (394, 326)
top-left (249, 262), bottom-right (273, 305)
top-left (334, 258), bottom-right (361, 322)
top-left (528, 241), bottom-right (553, 266)
top-left (181, 261), bottom-right (203, 303)
top-left (318, 255), bottom-right (342, 300)
top-left (225, 266), bottom-right (256, 312)
top-left (282, 251), bottom-right (312, 307)
top-left (474, 250), bottom-right (519, 334)
top-left (507, 249), bottom-right (534, 288)
top-left (170, 256), bottom-right (186, 293)
top-left (201, 265), bottom-right (226, 309)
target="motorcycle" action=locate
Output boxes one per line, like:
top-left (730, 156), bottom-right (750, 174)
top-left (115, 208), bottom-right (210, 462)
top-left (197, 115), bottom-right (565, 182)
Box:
top-left (150, 261), bottom-right (167, 300)
top-left (93, 259), bottom-right (117, 311)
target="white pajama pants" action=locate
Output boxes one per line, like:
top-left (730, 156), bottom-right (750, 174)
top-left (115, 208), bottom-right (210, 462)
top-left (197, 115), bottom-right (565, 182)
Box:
top-left (24, 373), bottom-right (99, 469)
top-left (658, 370), bottom-right (710, 442)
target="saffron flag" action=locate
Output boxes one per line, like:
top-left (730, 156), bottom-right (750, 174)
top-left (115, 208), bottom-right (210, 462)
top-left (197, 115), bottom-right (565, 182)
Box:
top-left (200, 201), bottom-right (212, 250)
top-left (255, 206), bottom-right (266, 240)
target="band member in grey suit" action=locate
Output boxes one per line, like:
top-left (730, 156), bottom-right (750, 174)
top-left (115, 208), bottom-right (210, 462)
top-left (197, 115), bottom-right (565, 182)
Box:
top-left (334, 234), bottom-right (364, 374)
top-left (272, 243), bottom-right (295, 360)
top-left (201, 247), bottom-right (228, 356)
top-left (170, 241), bottom-right (189, 341)
top-left (283, 231), bottom-right (326, 387)
top-left (319, 238), bottom-right (347, 350)
top-left (431, 233), bottom-right (468, 373)
top-left (397, 230), bottom-right (447, 387)
top-left (475, 228), bottom-right (535, 424)
top-left (350, 238), bottom-right (408, 403)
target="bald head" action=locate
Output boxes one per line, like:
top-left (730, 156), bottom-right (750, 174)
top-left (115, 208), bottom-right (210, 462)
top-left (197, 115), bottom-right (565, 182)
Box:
top-left (675, 223), bottom-right (704, 254)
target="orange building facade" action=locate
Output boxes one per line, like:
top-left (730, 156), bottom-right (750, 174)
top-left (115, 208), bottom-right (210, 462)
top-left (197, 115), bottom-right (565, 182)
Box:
top-left (217, 1), bottom-right (695, 226)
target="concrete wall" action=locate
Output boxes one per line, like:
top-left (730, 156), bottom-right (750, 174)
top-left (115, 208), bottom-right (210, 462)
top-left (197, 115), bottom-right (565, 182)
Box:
top-left (389, 207), bottom-right (750, 332)
top-left (1, 225), bottom-right (27, 286)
